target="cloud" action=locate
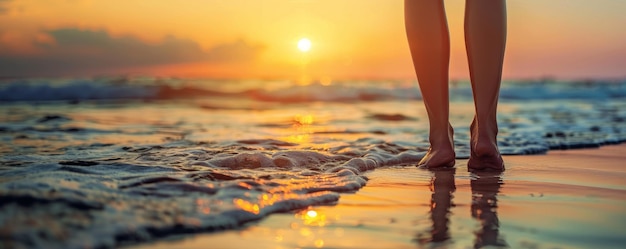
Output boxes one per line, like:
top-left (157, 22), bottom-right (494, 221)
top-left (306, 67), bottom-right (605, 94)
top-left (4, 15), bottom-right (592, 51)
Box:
top-left (0, 0), bottom-right (10, 14)
top-left (0, 28), bottom-right (264, 77)
top-left (207, 39), bottom-right (265, 63)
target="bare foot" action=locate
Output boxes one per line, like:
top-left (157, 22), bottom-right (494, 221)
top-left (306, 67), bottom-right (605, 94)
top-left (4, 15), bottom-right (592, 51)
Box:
top-left (468, 118), bottom-right (504, 171)
top-left (418, 125), bottom-right (456, 169)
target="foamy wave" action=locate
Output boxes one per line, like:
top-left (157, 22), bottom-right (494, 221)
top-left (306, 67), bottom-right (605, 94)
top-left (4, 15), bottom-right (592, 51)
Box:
top-left (0, 138), bottom-right (426, 248)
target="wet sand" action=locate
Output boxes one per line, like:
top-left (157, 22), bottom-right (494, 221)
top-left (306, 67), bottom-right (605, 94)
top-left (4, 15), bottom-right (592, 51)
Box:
top-left (130, 144), bottom-right (626, 249)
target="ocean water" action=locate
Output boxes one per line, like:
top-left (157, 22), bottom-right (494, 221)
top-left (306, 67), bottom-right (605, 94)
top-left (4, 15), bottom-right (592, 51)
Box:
top-left (1, 77), bottom-right (625, 248)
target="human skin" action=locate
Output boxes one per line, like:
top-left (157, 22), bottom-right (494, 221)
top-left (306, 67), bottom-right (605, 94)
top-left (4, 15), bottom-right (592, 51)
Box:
top-left (405, 0), bottom-right (506, 170)
top-left (465, 0), bottom-right (506, 171)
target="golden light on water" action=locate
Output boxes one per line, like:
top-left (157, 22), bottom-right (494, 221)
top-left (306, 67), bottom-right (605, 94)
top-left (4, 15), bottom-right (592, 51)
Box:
top-left (299, 209), bottom-right (327, 227)
top-left (314, 239), bottom-right (325, 248)
top-left (294, 114), bottom-right (314, 126)
top-left (234, 199), bottom-right (260, 215)
top-left (283, 114), bottom-right (315, 144)
top-left (297, 38), bottom-right (312, 52)
top-left (306, 210), bottom-right (318, 218)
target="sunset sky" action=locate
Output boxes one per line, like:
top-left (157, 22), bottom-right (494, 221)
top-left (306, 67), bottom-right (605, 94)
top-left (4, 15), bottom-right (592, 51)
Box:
top-left (0, 0), bottom-right (624, 80)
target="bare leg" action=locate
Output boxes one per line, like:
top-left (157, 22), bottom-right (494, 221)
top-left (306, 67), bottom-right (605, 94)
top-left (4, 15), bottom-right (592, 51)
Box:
top-left (465, 0), bottom-right (506, 171)
top-left (405, 0), bottom-right (455, 168)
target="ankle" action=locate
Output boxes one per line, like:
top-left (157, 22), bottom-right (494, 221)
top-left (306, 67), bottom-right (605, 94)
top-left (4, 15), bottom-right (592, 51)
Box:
top-left (471, 118), bottom-right (498, 137)
top-left (429, 136), bottom-right (454, 149)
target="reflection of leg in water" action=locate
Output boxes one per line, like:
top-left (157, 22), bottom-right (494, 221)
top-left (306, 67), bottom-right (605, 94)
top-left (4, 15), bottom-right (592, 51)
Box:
top-left (427, 168), bottom-right (456, 243)
top-left (471, 172), bottom-right (507, 248)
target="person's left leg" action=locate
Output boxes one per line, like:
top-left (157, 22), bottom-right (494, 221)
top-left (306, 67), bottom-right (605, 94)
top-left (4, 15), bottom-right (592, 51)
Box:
top-left (464, 0), bottom-right (507, 170)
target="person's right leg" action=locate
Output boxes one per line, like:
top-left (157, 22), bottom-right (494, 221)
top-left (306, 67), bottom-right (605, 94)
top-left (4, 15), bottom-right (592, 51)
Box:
top-left (405, 0), bottom-right (455, 168)
top-left (464, 0), bottom-right (507, 171)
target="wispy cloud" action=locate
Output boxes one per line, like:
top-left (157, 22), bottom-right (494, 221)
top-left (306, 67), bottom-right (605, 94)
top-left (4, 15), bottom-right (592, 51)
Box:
top-left (0, 0), bottom-right (11, 14)
top-left (0, 28), bottom-right (264, 77)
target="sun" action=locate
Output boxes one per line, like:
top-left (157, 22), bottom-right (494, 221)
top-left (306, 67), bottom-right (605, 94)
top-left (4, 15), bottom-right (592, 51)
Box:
top-left (297, 38), bottom-right (311, 52)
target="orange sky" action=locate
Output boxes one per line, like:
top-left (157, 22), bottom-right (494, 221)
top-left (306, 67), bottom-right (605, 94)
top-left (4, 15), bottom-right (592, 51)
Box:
top-left (0, 0), bottom-right (624, 80)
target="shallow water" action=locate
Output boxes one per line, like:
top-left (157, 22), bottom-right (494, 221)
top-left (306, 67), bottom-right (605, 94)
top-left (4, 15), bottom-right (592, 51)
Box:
top-left (130, 151), bottom-right (626, 249)
top-left (0, 78), bottom-right (625, 248)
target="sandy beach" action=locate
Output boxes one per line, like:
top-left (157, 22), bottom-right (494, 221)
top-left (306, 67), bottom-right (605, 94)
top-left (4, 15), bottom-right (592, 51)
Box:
top-left (1, 79), bottom-right (625, 249)
top-left (129, 144), bottom-right (626, 249)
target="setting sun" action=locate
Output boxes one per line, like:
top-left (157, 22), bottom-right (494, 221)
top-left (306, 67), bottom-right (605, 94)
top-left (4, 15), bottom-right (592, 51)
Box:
top-left (297, 38), bottom-right (312, 52)
top-left (0, 1), bottom-right (624, 79)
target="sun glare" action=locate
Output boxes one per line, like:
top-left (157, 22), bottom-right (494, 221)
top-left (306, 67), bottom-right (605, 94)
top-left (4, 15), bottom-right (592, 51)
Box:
top-left (297, 38), bottom-right (312, 52)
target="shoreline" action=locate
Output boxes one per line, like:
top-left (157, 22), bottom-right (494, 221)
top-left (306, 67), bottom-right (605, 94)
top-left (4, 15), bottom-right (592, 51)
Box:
top-left (129, 144), bottom-right (626, 249)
